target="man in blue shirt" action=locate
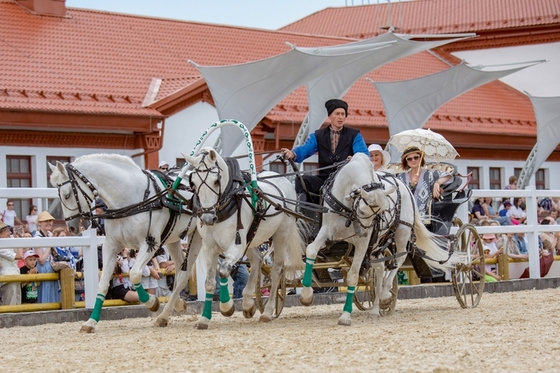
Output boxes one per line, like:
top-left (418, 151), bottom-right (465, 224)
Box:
top-left (281, 99), bottom-right (368, 202)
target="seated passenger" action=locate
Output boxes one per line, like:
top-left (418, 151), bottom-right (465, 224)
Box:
top-left (368, 144), bottom-right (391, 172)
top-left (395, 147), bottom-right (452, 219)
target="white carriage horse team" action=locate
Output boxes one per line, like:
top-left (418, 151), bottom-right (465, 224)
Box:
top-left (49, 98), bottom-right (464, 332)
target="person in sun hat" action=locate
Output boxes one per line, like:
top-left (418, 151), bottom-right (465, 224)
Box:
top-left (0, 221), bottom-right (23, 305)
top-left (159, 160), bottom-right (169, 172)
top-left (395, 146), bottom-right (452, 219)
top-left (34, 210), bottom-right (59, 303)
top-left (20, 249), bottom-right (40, 303)
top-left (367, 144), bottom-right (391, 172)
top-left (280, 98), bottom-right (368, 204)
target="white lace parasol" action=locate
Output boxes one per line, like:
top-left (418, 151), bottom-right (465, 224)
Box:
top-left (388, 128), bottom-right (459, 162)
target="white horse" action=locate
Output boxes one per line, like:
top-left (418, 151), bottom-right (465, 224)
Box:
top-left (184, 147), bottom-right (306, 329)
top-left (299, 153), bottom-right (465, 326)
top-left (49, 154), bottom-right (201, 332)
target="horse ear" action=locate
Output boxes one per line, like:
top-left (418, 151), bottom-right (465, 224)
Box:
top-left (55, 161), bottom-right (68, 177)
top-left (48, 162), bottom-right (57, 173)
top-left (208, 149), bottom-right (217, 162)
top-left (183, 154), bottom-right (197, 166)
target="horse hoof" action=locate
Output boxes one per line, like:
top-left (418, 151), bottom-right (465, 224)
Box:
top-left (243, 303), bottom-right (256, 319)
top-left (174, 299), bottom-right (187, 313)
top-left (299, 294), bottom-right (314, 307)
top-left (194, 322), bottom-right (208, 330)
top-left (259, 314), bottom-right (272, 323)
top-left (80, 325), bottom-right (95, 333)
top-left (148, 296), bottom-right (160, 312)
top-left (154, 317), bottom-right (168, 327)
top-left (220, 305), bottom-right (235, 317)
top-left (337, 318), bottom-right (352, 327)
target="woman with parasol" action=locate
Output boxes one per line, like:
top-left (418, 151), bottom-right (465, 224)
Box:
top-left (395, 146), bottom-right (452, 219)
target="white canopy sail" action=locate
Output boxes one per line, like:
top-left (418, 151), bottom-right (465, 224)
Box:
top-left (529, 95), bottom-right (560, 171)
top-left (369, 62), bottom-right (538, 137)
top-left (304, 33), bottom-right (473, 136)
top-left (191, 39), bottom-right (395, 155)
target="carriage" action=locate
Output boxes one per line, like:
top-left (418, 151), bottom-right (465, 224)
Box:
top-left (253, 155), bottom-right (486, 319)
top-left (181, 120), bottom-right (485, 326)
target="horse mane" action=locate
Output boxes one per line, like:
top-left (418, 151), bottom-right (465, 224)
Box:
top-left (74, 153), bottom-right (141, 170)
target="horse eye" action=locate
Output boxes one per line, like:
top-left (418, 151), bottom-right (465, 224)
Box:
top-left (214, 179), bottom-right (220, 186)
top-left (64, 193), bottom-right (71, 199)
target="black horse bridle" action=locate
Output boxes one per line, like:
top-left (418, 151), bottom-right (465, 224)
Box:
top-left (56, 163), bottom-right (99, 223)
top-left (189, 151), bottom-right (224, 217)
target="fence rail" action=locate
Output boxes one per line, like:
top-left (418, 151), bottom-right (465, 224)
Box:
top-left (1, 186), bottom-right (558, 313)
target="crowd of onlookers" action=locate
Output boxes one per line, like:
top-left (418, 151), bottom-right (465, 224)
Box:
top-left (469, 175), bottom-right (559, 282)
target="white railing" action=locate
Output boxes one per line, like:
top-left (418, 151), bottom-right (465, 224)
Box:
top-left (1, 185), bottom-right (557, 308)
top-left (0, 187), bottom-right (102, 308)
top-left (454, 187), bottom-right (560, 279)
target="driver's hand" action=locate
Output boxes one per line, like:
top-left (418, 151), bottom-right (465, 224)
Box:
top-left (281, 148), bottom-right (295, 160)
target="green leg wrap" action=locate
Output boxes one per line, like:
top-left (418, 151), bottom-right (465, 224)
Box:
top-left (343, 286), bottom-right (356, 314)
top-left (133, 282), bottom-right (150, 303)
top-left (90, 293), bottom-right (106, 322)
top-left (202, 293), bottom-right (213, 320)
top-left (302, 257), bottom-right (315, 287)
top-left (219, 277), bottom-right (230, 303)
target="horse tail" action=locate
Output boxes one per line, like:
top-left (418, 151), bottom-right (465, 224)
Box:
top-left (284, 219), bottom-right (308, 279)
top-left (412, 209), bottom-right (466, 271)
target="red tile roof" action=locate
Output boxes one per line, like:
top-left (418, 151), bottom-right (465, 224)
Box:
top-left (281, 0), bottom-right (560, 39)
top-left (0, 1), bottom-right (351, 118)
top-left (0, 0), bottom-right (538, 139)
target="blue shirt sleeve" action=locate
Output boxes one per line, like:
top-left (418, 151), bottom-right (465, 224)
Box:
top-left (352, 133), bottom-right (369, 156)
top-left (292, 133), bottom-right (318, 163)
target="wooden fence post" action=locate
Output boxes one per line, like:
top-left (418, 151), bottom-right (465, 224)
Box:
top-left (189, 266), bottom-right (197, 296)
top-left (498, 252), bottom-right (510, 281)
top-left (59, 268), bottom-right (75, 309)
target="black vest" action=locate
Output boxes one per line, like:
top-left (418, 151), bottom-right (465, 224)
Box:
top-left (315, 126), bottom-right (360, 177)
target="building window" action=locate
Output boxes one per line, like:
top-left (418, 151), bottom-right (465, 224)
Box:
top-left (535, 169), bottom-right (546, 190)
top-left (6, 156), bottom-right (32, 219)
top-left (489, 167), bottom-right (501, 189)
top-left (467, 167), bottom-right (480, 189)
top-left (175, 158), bottom-right (185, 168)
top-left (269, 162), bottom-right (286, 174)
top-left (47, 157), bottom-right (71, 221)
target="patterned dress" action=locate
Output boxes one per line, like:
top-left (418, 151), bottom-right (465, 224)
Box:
top-left (396, 169), bottom-right (450, 219)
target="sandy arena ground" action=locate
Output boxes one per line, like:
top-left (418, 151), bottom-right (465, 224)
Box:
top-left (2, 288), bottom-right (560, 373)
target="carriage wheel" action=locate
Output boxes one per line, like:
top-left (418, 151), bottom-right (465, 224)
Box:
top-left (255, 265), bottom-right (286, 319)
top-left (354, 255), bottom-right (399, 315)
top-left (451, 223), bottom-right (485, 308)
top-left (353, 266), bottom-right (375, 311)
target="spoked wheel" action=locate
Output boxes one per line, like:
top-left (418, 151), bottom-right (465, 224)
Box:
top-left (353, 260), bottom-right (398, 316)
top-left (353, 266), bottom-right (375, 311)
top-left (452, 223), bottom-right (485, 308)
top-left (255, 265), bottom-right (286, 319)
top-left (377, 270), bottom-right (398, 316)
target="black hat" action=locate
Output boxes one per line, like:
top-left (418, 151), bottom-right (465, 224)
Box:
top-left (325, 99), bottom-right (348, 117)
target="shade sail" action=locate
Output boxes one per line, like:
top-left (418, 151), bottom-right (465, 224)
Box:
top-left (192, 39), bottom-right (395, 155)
top-left (530, 95), bottom-right (560, 171)
top-left (370, 62), bottom-right (536, 137)
top-left (304, 33), bottom-right (473, 135)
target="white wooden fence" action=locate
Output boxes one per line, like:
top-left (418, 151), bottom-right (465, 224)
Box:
top-left (1, 186), bottom-right (558, 310)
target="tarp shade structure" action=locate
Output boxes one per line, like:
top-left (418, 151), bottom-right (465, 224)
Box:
top-left (304, 33), bottom-right (474, 135)
top-left (369, 62), bottom-right (537, 137)
top-left (529, 95), bottom-right (560, 171)
top-left (191, 39), bottom-right (396, 155)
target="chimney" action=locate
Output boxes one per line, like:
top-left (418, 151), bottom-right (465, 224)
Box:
top-left (16, 0), bottom-right (67, 17)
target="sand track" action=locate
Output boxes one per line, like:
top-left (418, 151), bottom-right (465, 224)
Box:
top-left (2, 288), bottom-right (560, 372)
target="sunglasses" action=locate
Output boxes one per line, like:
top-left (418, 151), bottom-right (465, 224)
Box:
top-left (160, 167), bottom-right (168, 171)
top-left (406, 155), bottom-right (420, 162)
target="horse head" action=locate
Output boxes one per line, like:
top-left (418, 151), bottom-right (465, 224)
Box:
top-left (48, 161), bottom-right (96, 235)
top-left (184, 147), bottom-right (228, 226)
